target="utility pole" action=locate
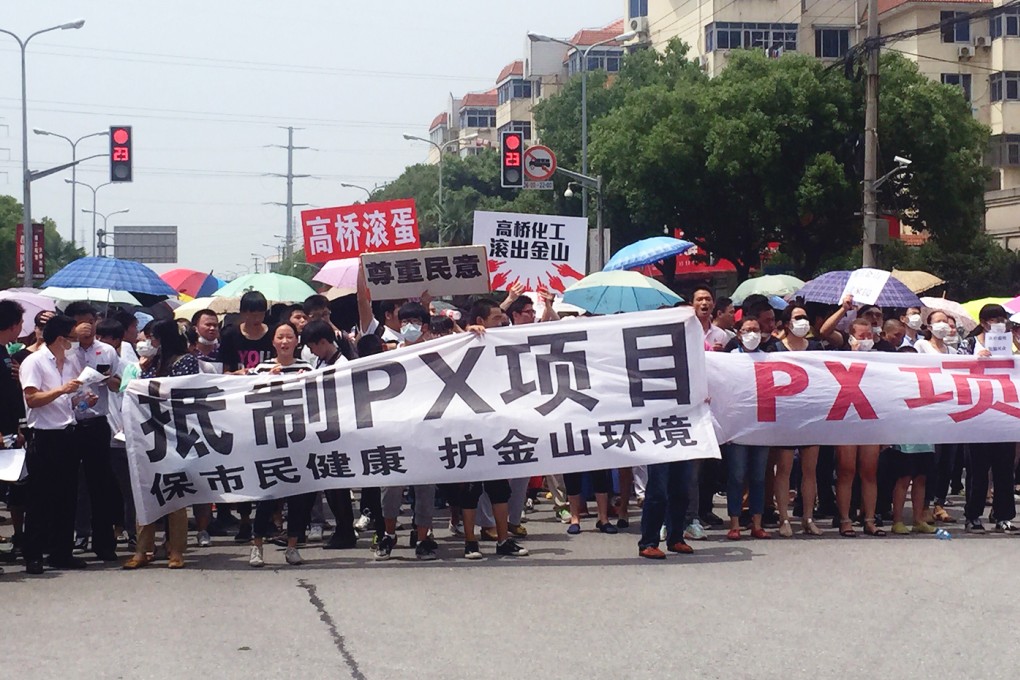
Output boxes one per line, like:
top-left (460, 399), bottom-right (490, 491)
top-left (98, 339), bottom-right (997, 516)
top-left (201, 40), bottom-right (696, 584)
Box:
top-left (861, 0), bottom-right (880, 268)
top-left (266, 126), bottom-right (309, 261)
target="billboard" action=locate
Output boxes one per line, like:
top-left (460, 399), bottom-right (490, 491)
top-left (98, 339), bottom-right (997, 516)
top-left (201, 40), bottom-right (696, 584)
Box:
top-left (113, 225), bottom-right (178, 263)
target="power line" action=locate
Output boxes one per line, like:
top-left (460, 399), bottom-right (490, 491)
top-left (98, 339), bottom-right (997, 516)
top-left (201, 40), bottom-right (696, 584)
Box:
top-left (883, 46), bottom-right (1002, 73)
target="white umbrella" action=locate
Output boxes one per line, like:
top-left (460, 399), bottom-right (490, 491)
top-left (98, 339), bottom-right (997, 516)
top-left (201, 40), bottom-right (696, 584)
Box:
top-left (919, 296), bottom-right (977, 333)
top-left (40, 287), bottom-right (141, 306)
top-left (0, 289), bottom-right (56, 335)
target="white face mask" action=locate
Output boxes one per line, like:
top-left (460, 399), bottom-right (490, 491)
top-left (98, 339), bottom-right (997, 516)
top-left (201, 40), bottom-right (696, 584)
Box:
top-left (136, 339), bottom-right (158, 358)
top-left (790, 319), bottom-right (811, 338)
top-left (67, 341), bottom-right (80, 352)
top-left (400, 322), bottom-right (423, 343)
top-left (871, 326), bottom-right (882, 338)
top-left (853, 337), bottom-right (874, 351)
top-left (197, 335), bottom-right (218, 346)
top-left (990, 323), bottom-right (1007, 334)
top-left (906, 314), bottom-right (922, 331)
top-left (945, 333), bottom-right (960, 347)
top-left (930, 322), bottom-right (951, 340)
top-left (741, 332), bottom-right (761, 351)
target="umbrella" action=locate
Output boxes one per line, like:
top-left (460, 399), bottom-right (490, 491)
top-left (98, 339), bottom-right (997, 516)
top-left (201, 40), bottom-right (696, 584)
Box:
top-left (731, 274), bottom-right (805, 304)
top-left (174, 296), bottom-right (242, 320)
top-left (39, 287), bottom-right (141, 306)
top-left (0, 289), bottom-right (56, 335)
top-left (1003, 295), bottom-right (1020, 315)
top-left (312, 258), bottom-right (359, 295)
top-left (562, 271), bottom-right (682, 315)
top-left (891, 269), bottom-right (945, 294)
top-left (602, 237), bottom-right (695, 272)
top-left (919, 296), bottom-right (977, 333)
top-left (160, 268), bottom-right (225, 298)
top-left (214, 272), bottom-right (316, 303)
top-left (44, 256), bottom-right (177, 297)
top-left (795, 269), bottom-right (922, 308)
top-left (961, 297), bottom-right (1011, 322)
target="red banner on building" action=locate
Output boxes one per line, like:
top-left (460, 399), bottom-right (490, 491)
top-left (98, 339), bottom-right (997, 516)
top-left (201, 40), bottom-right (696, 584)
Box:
top-left (300, 199), bottom-right (421, 264)
top-left (15, 223), bottom-right (46, 279)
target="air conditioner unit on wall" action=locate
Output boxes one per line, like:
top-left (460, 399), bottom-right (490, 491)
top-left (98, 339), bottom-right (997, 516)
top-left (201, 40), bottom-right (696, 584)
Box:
top-left (630, 16), bottom-right (650, 34)
top-left (958, 45), bottom-right (972, 59)
top-left (973, 35), bottom-right (991, 49)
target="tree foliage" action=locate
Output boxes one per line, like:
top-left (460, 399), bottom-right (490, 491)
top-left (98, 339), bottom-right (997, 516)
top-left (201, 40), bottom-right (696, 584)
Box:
top-left (0, 194), bottom-right (84, 287)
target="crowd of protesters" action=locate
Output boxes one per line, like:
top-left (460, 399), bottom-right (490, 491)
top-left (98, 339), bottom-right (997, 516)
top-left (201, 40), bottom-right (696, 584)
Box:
top-left (2, 271), bottom-right (1019, 574)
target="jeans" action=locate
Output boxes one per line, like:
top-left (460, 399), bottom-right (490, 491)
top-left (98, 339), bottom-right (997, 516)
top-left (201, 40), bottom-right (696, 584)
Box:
top-left (965, 442), bottom-right (1016, 523)
top-left (639, 461), bottom-right (692, 549)
top-left (722, 444), bottom-right (769, 517)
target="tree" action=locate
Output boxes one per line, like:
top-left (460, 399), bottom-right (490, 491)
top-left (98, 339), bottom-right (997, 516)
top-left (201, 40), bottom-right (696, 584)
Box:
top-left (0, 194), bottom-right (84, 287)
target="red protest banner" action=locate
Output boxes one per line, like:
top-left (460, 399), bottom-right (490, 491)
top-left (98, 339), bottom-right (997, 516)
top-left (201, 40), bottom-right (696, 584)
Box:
top-left (16, 223), bottom-right (45, 279)
top-left (300, 199), bottom-right (421, 264)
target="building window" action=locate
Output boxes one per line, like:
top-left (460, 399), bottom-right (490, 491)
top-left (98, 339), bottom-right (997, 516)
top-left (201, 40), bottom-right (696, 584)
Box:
top-left (941, 73), bottom-right (973, 102)
top-left (941, 11), bottom-right (970, 43)
top-left (815, 28), bottom-right (850, 58)
top-left (568, 49), bottom-right (625, 75)
top-left (459, 108), bottom-right (496, 128)
top-left (990, 7), bottom-right (1020, 39)
top-left (989, 134), bottom-right (1020, 166)
top-left (629, 0), bottom-right (648, 18)
top-left (498, 120), bottom-right (533, 141)
top-left (705, 22), bottom-right (799, 53)
top-left (497, 79), bottom-right (533, 105)
top-left (991, 72), bottom-right (1020, 102)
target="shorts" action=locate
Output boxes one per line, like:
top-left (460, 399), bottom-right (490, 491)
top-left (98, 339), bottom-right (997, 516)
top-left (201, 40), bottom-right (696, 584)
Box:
top-left (888, 449), bottom-right (935, 480)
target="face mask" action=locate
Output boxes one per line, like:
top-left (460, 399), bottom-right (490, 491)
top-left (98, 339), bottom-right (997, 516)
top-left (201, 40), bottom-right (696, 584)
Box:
top-left (945, 333), bottom-right (960, 347)
top-left (197, 335), bottom-right (217, 346)
top-left (741, 332), bottom-right (761, 351)
top-left (990, 323), bottom-right (1007, 334)
top-left (67, 341), bottom-right (80, 352)
top-left (930, 322), bottom-right (951, 339)
top-left (906, 314), bottom-right (922, 331)
top-left (136, 340), bottom-right (158, 358)
top-left (401, 323), bottom-right (422, 343)
top-left (871, 326), bottom-right (882, 338)
top-left (790, 319), bottom-right (811, 338)
top-left (853, 337), bottom-right (874, 351)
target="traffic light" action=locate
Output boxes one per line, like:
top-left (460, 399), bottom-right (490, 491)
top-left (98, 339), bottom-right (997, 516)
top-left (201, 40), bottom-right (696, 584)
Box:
top-left (110, 126), bottom-right (132, 182)
top-left (500, 130), bottom-right (524, 188)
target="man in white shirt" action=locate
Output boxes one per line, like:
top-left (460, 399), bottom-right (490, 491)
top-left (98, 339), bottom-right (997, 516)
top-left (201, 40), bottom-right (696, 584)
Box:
top-left (65, 302), bottom-right (122, 562)
top-left (19, 314), bottom-right (89, 574)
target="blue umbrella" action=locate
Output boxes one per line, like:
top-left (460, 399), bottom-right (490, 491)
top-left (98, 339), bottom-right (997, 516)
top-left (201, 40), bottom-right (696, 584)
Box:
top-left (602, 236), bottom-right (695, 271)
top-left (796, 269), bottom-right (921, 308)
top-left (563, 270), bottom-right (682, 314)
top-left (44, 257), bottom-right (178, 297)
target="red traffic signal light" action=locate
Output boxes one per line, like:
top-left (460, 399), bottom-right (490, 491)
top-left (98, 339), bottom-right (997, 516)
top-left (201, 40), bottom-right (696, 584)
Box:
top-left (500, 131), bottom-right (524, 188)
top-left (110, 126), bottom-right (132, 182)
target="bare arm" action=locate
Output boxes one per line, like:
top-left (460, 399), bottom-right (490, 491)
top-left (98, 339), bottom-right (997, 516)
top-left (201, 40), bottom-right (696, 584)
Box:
top-left (819, 294), bottom-right (853, 346)
top-left (538, 289), bottom-right (560, 322)
top-left (500, 282), bottom-right (524, 312)
top-left (24, 380), bottom-right (82, 409)
top-left (357, 261), bottom-right (374, 335)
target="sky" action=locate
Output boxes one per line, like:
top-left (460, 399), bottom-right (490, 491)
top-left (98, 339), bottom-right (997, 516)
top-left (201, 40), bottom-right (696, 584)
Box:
top-left (0, 0), bottom-right (622, 279)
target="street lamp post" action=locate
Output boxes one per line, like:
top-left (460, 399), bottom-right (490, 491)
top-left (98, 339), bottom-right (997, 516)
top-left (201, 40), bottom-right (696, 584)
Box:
top-left (81, 208), bottom-right (128, 257)
top-left (402, 133), bottom-right (478, 246)
top-left (65, 178), bottom-right (113, 256)
top-left (35, 128), bottom-right (109, 249)
top-left (0, 19), bottom-right (85, 286)
top-left (530, 30), bottom-right (632, 219)
top-left (340, 182), bottom-right (372, 201)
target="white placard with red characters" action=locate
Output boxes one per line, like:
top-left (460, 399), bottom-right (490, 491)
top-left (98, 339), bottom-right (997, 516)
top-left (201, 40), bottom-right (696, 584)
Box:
top-left (301, 199), bottom-right (421, 263)
top-left (472, 210), bottom-right (587, 294)
top-left (706, 351), bottom-right (1020, 445)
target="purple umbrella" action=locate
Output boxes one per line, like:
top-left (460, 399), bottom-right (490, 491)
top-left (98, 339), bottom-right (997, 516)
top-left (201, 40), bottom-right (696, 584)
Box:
top-left (795, 270), bottom-right (922, 308)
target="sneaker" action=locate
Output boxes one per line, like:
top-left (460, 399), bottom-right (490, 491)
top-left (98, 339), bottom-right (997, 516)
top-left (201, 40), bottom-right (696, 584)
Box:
top-left (683, 519), bottom-right (707, 541)
top-left (249, 545), bottom-right (264, 568)
top-left (415, 538), bottom-right (439, 561)
top-left (234, 524), bottom-right (253, 543)
top-left (659, 525), bottom-right (667, 542)
top-left (196, 530), bottom-right (211, 547)
top-left (891, 521), bottom-right (911, 535)
top-left (480, 527), bottom-right (499, 542)
top-left (525, 498), bottom-right (535, 513)
top-left (464, 540), bottom-right (483, 560)
top-left (639, 546), bottom-right (666, 560)
top-left (115, 530), bottom-right (130, 545)
top-left (965, 519), bottom-right (986, 534)
top-left (285, 547), bottom-right (304, 565)
top-left (448, 521), bottom-right (463, 536)
top-left (556, 508), bottom-right (572, 523)
top-left (353, 512), bottom-right (372, 533)
top-left (308, 525), bottom-right (324, 542)
top-left (508, 523), bottom-right (528, 538)
top-left (912, 522), bottom-right (937, 534)
top-left (995, 520), bottom-right (1019, 534)
top-left (73, 535), bottom-right (89, 553)
top-left (496, 538), bottom-right (529, 557)
top-left (375, 534), bottom-right (395, 560)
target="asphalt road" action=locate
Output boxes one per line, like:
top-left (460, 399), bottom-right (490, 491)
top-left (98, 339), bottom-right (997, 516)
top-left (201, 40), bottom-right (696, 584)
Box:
top-left (2, 497), bottom-right (1018, 680)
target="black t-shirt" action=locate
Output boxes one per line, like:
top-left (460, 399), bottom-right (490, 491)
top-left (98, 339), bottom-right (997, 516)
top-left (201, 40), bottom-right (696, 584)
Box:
top-left (770, 338), bottom-right (824, 352)
top-left (0, 345), bottom-right (25, 434)
top-left (218, 324), bottom-right (275, 372)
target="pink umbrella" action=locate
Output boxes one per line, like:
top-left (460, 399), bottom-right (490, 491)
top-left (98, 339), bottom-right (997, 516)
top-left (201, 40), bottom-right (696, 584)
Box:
top-left (312, 258), bottom-right (359, 296)
top-left (1004, 295), bottom-right (1020, 314)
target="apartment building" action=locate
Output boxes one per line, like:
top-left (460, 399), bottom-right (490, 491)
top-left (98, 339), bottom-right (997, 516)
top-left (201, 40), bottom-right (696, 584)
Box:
top-left (423, 20), bottom-right (629, 163)
top-left (632, 0), bottom-right (1020, 248)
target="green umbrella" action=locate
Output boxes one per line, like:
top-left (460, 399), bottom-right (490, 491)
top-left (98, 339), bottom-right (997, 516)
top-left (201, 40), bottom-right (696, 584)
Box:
top-left (214, 272), bottom-right (316, 303)
top-left (562, 270), bottom-right (682, 314)
top-left (731, 274), bottom-right (805, 304)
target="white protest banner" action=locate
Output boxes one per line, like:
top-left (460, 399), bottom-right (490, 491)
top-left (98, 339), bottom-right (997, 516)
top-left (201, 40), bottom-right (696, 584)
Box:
top-left (984, 332), bottom-right (1013, 357)
top-left (706, 351), bottom-right (1020, 446)
top-left (124, 308), bottom-right (718, 524)
top-left (361, 246), bottom-right (490, 300)
top-left (472, 210), bottom-right (587, 294)
top-left (839, 268), bottom-right (891, 306)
